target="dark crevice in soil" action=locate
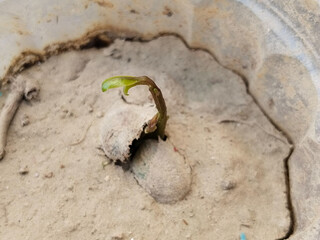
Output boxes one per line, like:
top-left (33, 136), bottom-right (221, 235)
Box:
top-left (80, 35), bottom-right (112, 49)
top-left (235, 72), bottom-right (295, 240)
top-left (208, 50), bottom-right (295, 240)
top-left (278, 148), bottom-right (295, 240)
top-left (4, 30), bottom-right (296, 239)
top-left (124, 131), bottom-right (161, 171)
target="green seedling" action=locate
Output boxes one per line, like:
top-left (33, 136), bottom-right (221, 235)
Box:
top-left (102, 76), bottom-right (168, 140)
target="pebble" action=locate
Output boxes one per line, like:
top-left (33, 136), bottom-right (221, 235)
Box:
top-left (221, 180), bottom-right (236, 190)
top-left (19, 166), bottom-right (29, 175)
top-left (102, 159), bottom-right (111, 168)
top-left (20, 114), bottom-right (30, 127)
top-left (96, 111), bottom-right (104, 118)
top-left (104, 175), bottom-right (110, 182)
top-left (111, 233), bottom-right (124, 240)
top-left (88, 106), bottom-right (93, 113)
top-left (44, 172), bottom-right (54, 178)
top-left (110, 48), bottom-right (122, 60)
top-left (60, 109), bottom-right (73, 118)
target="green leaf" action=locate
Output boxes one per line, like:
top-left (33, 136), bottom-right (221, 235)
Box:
top-left (101, 76), bottom-right (140, 95)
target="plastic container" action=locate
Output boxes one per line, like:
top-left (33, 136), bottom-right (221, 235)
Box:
top-left (0, 0), bottom-right (319, 239)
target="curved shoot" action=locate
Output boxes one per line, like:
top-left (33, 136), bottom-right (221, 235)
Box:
top-left (102, 76), bottom-right (168, 140)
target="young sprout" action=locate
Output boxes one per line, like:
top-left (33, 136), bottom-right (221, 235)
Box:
top-left (102, 76), bottom-right (168, 140)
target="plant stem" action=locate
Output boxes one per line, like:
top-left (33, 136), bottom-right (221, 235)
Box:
top-left (102, 75), bottom-right (168, 140)
top-left (137, 76), bottom-right (168, 140)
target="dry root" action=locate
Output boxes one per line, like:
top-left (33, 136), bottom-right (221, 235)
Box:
top-left (0, 75), bottom-right (39, 159)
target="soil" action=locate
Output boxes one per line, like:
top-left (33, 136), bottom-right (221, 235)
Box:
top-left (0, 36), bottom-right (292, 240)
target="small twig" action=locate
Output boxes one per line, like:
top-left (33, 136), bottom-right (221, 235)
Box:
top-left (69, 120), bottom-right (93, 146)
top-left (0, 76), bottom-right (39, 160)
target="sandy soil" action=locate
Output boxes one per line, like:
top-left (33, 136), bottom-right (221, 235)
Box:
top-left (0, 36), bottom-right (292, 240)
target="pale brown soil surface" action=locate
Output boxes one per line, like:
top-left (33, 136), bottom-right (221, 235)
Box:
top-left (0, 36), bottom-right (291, 240)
